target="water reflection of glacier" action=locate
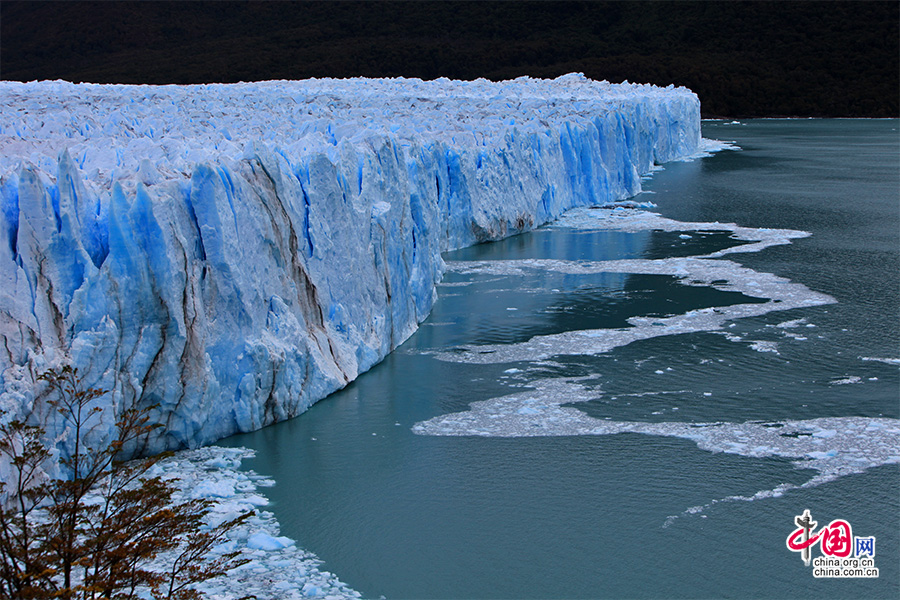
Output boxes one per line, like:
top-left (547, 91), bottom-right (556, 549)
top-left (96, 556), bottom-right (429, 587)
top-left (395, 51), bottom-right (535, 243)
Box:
top-left (431, 209), bottom-right (834, 364)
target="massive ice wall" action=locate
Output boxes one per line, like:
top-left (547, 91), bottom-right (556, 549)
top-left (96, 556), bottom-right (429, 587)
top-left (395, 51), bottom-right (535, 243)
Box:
top-left (0, 75), bottom-right (701, 451)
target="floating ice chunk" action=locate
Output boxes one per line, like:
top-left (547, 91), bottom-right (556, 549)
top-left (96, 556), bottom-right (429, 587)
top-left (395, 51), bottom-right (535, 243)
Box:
top-left (807, 450), bottom-right (838, 459)
top-left (812, 429), bottom-right (837, 438)
top-left (681, 138), bottom-right (741, 158)
top-left (861, 357), bottom-right (900, 365)
top-left (246, 533), bottom-right (296, 551)
top-left (776, 318), bottom-right (806, 328)
top-left (192, 479), bottom-right (236, 499)
top-left (598, 199), bottom-right (658, 209)
top-left (783, 332), bottom-right (808, 340)
top-left (749, 341), bottom-right (779, 354)
top-left (830, 376), bottom-right (862, 385)
top-left (210, 540), bottom-right (239, 555)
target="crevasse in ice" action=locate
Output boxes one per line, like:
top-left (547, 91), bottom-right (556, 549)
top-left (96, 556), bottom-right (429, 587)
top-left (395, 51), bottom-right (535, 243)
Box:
top-left (0, 75), bottom-right (701, 451)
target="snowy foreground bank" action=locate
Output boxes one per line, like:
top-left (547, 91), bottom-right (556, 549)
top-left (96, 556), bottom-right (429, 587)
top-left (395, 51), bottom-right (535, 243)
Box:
top-left (0, 75), bottom-right (702, 452)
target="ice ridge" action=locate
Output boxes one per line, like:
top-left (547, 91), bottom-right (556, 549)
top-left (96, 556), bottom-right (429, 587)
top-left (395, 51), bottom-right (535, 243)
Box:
top-left (0, 75), bottom-right (701, 452)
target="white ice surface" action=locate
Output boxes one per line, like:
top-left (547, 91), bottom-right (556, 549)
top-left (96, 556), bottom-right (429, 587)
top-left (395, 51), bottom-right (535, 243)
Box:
top-left (860, 357), bottom-right (900, 365)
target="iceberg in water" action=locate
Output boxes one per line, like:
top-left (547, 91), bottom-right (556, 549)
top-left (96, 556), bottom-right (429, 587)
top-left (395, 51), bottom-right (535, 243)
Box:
top-left (0, 75), bottom-right (701, 452)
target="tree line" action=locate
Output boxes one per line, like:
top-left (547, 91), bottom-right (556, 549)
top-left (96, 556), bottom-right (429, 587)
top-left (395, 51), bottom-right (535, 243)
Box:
top-left (0, 367), bottom-right (251, 599)
top-left (1, 1), bottom-right (897, 118)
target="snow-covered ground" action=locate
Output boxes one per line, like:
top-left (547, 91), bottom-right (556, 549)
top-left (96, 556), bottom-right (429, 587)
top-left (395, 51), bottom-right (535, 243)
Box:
top-left (0, 75), bottom-right (702, 453)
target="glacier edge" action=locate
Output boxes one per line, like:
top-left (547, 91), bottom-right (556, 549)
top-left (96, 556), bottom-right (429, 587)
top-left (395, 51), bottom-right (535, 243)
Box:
top-left (0, 76), bottom-right (701, 452)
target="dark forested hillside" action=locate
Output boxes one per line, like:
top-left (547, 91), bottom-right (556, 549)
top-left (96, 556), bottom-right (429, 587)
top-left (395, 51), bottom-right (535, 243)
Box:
top-left (1, 1), bottom-right (897, 117)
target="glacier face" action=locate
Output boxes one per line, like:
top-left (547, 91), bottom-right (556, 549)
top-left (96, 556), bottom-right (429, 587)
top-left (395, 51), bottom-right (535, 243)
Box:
top-left (0, 75), bottom-right (701, 452)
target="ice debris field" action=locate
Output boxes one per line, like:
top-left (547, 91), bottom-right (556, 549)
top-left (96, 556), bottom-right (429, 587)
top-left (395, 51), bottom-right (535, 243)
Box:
top-left (0, 75), bottom-right (702, 453)
top-left (99, 447), bottom-right (360, 600)
top-left (413, 208), bottom-right (900, 521)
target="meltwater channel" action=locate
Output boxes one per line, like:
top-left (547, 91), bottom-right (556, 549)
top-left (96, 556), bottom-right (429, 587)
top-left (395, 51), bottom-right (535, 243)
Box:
top-left (222, 120), bottom-right (899, 599)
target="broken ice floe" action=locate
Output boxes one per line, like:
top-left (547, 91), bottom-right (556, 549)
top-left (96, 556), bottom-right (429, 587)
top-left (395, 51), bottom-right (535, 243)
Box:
top-left (860, 357), bottom-right (900, 366)
top-left (764, 319), bottom-right (818, 343)
top-left (595, 199), bottom-right (659, 210)
top-left (412, 379), bottom-right (900, 523)
top-left (748, 341), bottom-right (780, 354)
top-left (829, 376), bottom-right (862, 386)
top-left (774, 318), bottom-right (807, 329)
top-left (676, 137), bottom-right (741, 159)
top-left (549, 208), bottom-right (807, 257)
top-left (132, 446), bottom-right (361, 600)
top-left (434, 256), bottom-right (834, 364)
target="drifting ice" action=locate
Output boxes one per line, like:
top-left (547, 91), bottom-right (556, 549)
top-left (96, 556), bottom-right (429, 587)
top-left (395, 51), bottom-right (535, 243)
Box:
top-left (0, 75), bottom-right (701, 451)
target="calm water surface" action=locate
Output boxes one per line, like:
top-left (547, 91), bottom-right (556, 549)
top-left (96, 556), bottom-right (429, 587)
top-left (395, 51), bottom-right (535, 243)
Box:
top-left (224, 120), bottom-right (899, 599)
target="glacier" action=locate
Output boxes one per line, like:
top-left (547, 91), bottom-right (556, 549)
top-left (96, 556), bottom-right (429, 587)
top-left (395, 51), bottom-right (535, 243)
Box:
top-left (0, 75), bottom-right (702, 452)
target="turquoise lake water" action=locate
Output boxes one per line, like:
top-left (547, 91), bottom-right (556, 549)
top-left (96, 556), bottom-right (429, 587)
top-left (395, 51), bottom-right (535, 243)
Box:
top-left (223, 120), bottom-right (899, 599)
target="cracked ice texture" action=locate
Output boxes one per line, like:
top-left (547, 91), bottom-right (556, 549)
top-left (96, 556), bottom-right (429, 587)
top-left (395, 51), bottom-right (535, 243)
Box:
top-left (0, 75), bottom-right (701, 452)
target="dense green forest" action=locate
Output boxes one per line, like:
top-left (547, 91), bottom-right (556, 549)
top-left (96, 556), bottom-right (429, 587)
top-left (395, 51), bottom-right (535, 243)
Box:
top-left (1, 1), bottom-right (897, 117)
